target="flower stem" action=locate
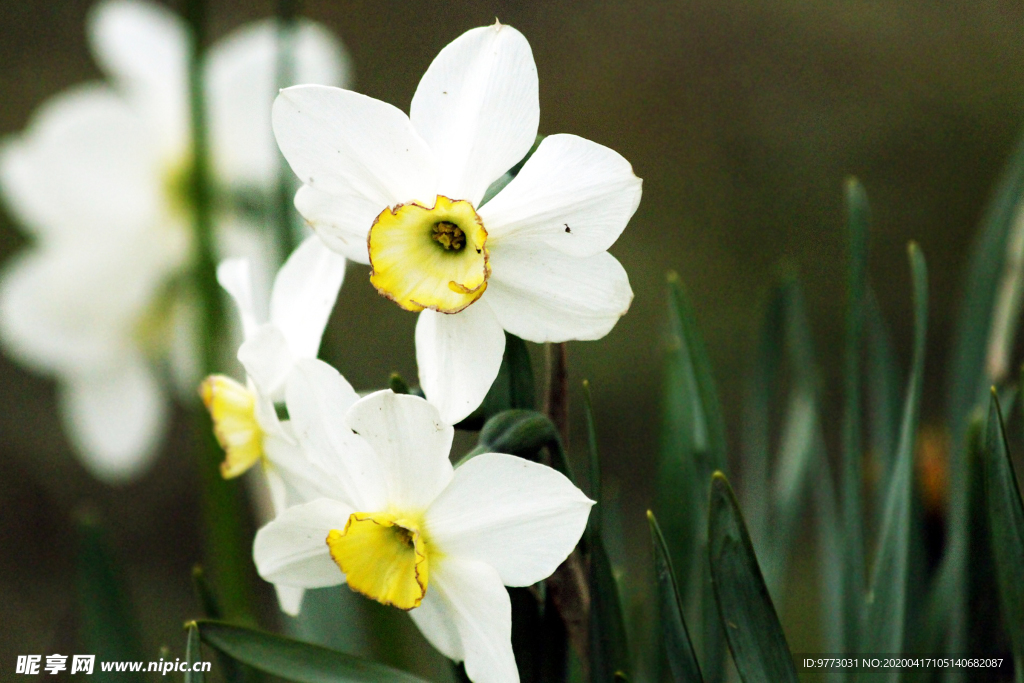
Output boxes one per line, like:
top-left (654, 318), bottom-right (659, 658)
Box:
top-left (273, 0), bottom-right (300, 264)
top-left (185, 0), bottom-right (256, 622)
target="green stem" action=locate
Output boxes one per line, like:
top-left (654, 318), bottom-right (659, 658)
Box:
top-left (185, 0), bottom-right (255, 623)
top-left (273, 0), bottom-right (300, 263)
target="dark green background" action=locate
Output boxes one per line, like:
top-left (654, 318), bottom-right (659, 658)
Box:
top-left (1, 0), bottom-right (1022, 676)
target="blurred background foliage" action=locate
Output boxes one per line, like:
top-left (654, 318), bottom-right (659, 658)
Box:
top-left (3, 0), bottom-right (1024, 678)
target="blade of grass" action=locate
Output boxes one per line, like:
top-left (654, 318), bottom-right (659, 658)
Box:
top-left (75, 511), bottom-right (145, 683)
top-left (583, 381), bottom-right (631, 681)
top-left (658, 273), bottom-right (728, 681)
top-left (983, 392), bottom-right (1024, 668)
top-left (708, 473), bottom-right (799, 683)
top-left (862, 243), bottom-right (928, 681)
top-left (185, 622), bottom-right (206, 683)
top-left (840, 177), bottom-right (869, 654)
top-left (648, 511), bottom-right (704, 683)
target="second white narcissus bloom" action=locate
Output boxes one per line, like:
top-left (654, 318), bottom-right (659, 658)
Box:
top-left (202, 235), bottom-right (346, 614)
top-left (253, 363), bottom-right (593, 683)
top-left (273, 21), bottom-right (642, 425)
top-left (0, 0), bottom-right (350, 482)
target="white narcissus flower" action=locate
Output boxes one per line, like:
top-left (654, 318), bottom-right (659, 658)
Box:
top-left (253, 366), bottom-right (593, 683)
top-left (0, 0), bottom-right (350, 482)
top-left (272, 22), bottom-right (642, 425)
top-left (202, 235), bottom-right (346, 615)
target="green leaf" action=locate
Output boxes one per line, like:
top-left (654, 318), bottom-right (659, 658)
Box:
top-left (862, 243), bottom-right (928, 678)
top-left (865, 288), bottom-right (902, 493)
top-left (648, 511), bottom-right (704, 683)
top-left (707, 473), bottom-right (798, 683)
top-left (505, 333), bottom-right (535, 410)
top-left (983, 392), bottom-right (1024, 665)
top-left (657, 272), bottom-right (728, 681)
top-left (75, 511), bottom-right (145, 683)
top-left (479, 136), bottom-right (544, 207)
top-left (388, 372), bottom-right (411, 395)
top-left (839, 177), bottom-right (869, 654)
top-left (948, 125), bottom-right (1024, 448)
top-left (942, 128), bottom-right (1024, 681)
top-left (195, 620), bottom-right (431, 683)
top-left (185, 622), bottom-right (206, 683)
top-left (583, 381), bottom-right (631, 681)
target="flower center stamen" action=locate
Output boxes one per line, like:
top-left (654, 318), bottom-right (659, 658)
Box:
top-left (368, 196), bottom-right (490, 314)
top-left (200, 375), bottom-right (264, 479)
top-left (432, 221), bottom-right (465, 250)
top-left (327, 512), bottom-right (429, 610)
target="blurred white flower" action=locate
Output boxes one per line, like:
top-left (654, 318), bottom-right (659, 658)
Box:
top-left (253, 376), bottom-right (593, 683)
top-left (202, 234), bottom-right (346, 615)
top-left (0, 0), bottom-right (350, 482)
top-left (273, 22), bottom-right (641, 425)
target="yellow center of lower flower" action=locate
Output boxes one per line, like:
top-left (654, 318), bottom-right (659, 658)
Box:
top-left (368, 195), bottom-right (490, 314)
top-left (199, 375), bottom-right (264, 479)
top-left (326, 512), bottom-right (429, 610)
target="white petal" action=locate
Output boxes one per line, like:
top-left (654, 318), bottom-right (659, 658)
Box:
top-left (344, 391), bottom-right (454, 512)
top-left (294, 184), bottom-right (374, 264)
top-left (426, 453), bottom-right (592, 587)
top-left (238, 324), bottom-right (294, 400)
top-left (263, 430), bottom-right (337, 508)
top-left (410, 23), bottom-right (538, 205)
top-left (430, 557), bottom-right (518, 683)
top-left (0, 228), bottom-right (180, 376)
top-left (416, 303), bottom-right (505, 425)
top-left (486, 246), bottom-right (633, 343)
top-left (217, 258), bottom-right (259, 340)
top-left (252, 498), bottom-right (352, 588)
top-left (270, 235), bottom-right (346, 360)
top-left (409, 587), bottom-right (464, 662)
top-left (0, 84), bottom-right (163, 240)
top-left (479, 134), bottom-right (642, 257)
top-left (87, 0), bottom-right (188, 153)
top-left (285, 359), bottom-right (388, 511)
top-left (275, 584), bottom-right (306, 617)
top-left (273, 84), bottom-right (437, 219)
top-left (59, 355), bottom-right (168, 484)
top-left (0, 250), bottom-right (123, 374)
top-left (206, 18), bottom-right (352, 188)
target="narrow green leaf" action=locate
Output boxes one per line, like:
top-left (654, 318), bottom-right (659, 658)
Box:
top-left (740, 280), bottom-right (786, 551)
top-left (865, 288), bottom-right (902, 493)
top-left (75, 511), bottom-right (145, 683)
top-left (195, 620), bottom-right (430, 683)
top-left (708, 473), bottom-right (798, 683)
top-left (588, 536), bottom-right (632, 683)
top-left (983, 392), bottom-right (1024, 663)
top-left (658, 272), bottom-right (728, 681)
top-left (479, 135), bottom-right (544, 207)
top-left (961, 412), bottom-right (1005, 661)
top-left (948, 125), bottom-right (1024, 449)
top-left (648, 511), bottom-right (704, 683)
top-left (840, 177), bottom-right (869, 654)
top-left (583, 381), bottom-right (631, 681)
top-left (944, 127), bottom-right (1024, 681)
top-left (862, 243), bottom-right (928, 678)
top-left (185, 622), bottom-right (206, 683)
top-left (767, 279), bottom-right (822, 595)
top-left (388, 372), bottom-right (411, 395)
top-left (506, 333), bottom-right (535, 410)
top-left (742, 273), bottom-right (823, 599)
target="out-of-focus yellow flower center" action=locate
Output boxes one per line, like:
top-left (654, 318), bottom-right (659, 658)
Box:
top-left (200, 375), bottom-right (264, 479)
top-left (368, 195), bottom-right (489, 314)
top-left (327, 512), bottom-right (430, 610)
